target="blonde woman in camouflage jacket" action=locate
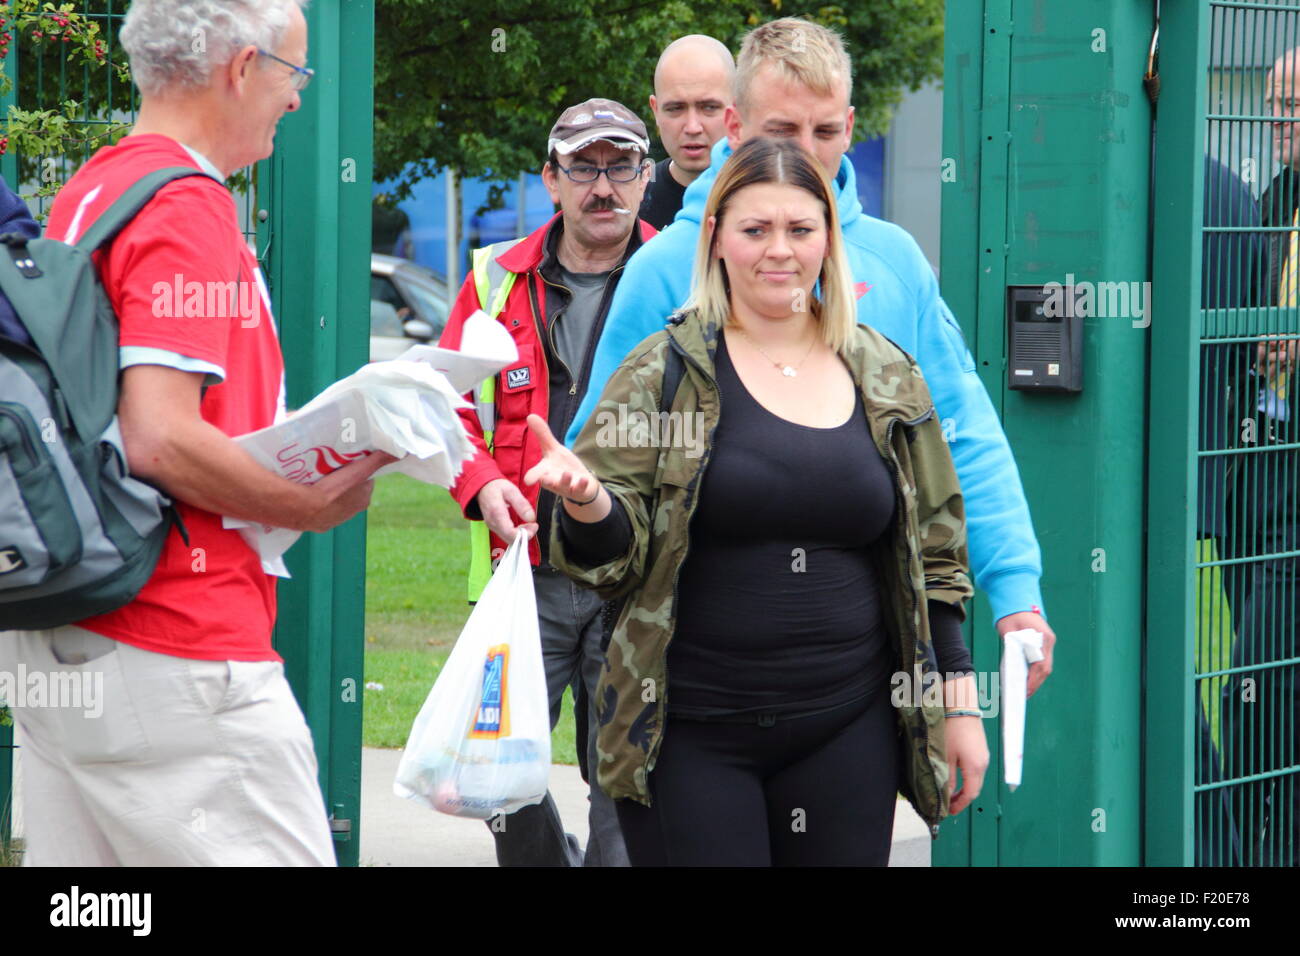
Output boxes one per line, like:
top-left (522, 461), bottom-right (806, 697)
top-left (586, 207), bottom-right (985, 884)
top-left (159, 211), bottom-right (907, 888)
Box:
top-left (523, 137), bottom-right (989, 865)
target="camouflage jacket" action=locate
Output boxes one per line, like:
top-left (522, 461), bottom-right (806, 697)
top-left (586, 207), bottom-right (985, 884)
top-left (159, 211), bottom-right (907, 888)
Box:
top-left (549, 307), bottom-right (973, 831)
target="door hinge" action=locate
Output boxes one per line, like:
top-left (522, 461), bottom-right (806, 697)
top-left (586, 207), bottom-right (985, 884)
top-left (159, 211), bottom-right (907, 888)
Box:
top-left (329, 804), bottom-right (353, 842)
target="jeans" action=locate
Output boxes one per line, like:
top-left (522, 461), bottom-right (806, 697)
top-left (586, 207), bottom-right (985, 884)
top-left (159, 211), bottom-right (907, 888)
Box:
top-left (485, 565), bottom-right (629, 866)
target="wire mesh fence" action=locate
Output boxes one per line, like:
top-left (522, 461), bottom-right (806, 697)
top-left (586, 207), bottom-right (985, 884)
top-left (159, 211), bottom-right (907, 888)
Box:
top-left (1195, 0), bottom-right (1300, 868)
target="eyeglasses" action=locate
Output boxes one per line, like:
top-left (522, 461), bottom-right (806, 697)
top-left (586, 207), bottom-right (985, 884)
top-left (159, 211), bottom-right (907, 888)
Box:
top-left (554, 161), bottom-right (645, 184)
top-left (257, 48), bottom-right (314, 91)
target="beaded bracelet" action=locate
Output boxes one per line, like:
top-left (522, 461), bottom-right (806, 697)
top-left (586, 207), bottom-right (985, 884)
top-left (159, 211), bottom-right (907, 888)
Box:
top-left (944, 709), bottom-right (982, 718)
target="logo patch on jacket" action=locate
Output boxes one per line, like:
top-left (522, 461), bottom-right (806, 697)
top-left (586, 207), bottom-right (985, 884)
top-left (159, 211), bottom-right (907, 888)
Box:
top-left (505, 366), bottom-right (532, 390)
top-left (0, 546), bottom-right (26, 575)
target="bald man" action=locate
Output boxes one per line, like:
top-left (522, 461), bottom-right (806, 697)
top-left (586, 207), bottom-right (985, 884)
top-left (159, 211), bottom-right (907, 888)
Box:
top-left (1264, 48), bottom-right (1300, 296)
top-left (639, 34), bottom-right (735, 229)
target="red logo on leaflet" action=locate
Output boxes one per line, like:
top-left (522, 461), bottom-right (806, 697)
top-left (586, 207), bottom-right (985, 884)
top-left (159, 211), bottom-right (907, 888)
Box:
top-left (276, 442), bottom-right (370, 482)
top-left (309, 445), bottom-right (369, 476)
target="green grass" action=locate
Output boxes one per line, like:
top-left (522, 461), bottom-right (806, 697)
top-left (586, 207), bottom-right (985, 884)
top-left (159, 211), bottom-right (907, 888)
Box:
top-left (363, 474), bottom-right (577, 765)
top-left (0, 784), bottom-right (18, 867)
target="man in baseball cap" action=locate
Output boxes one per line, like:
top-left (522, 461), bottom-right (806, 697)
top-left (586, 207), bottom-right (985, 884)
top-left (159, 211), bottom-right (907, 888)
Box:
top-left (549, 97), bottom-right (651, 155)
top-left (435, 97), bottom-right (655, 866)
top-left (543, 98), bottom-right (652, 259)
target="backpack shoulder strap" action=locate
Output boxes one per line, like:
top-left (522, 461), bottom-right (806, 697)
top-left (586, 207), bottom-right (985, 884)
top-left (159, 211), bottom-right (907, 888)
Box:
top-left (661, 341), bottom-right (686, 416)
top-left (74, 167), bottom-right (221, 253)
top-left (660, 309), bottom-right (693, 414)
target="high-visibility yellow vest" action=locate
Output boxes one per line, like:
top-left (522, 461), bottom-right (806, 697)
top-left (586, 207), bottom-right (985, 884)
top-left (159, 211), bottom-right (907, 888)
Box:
top-left (1274, 213), bottom-right (1295, 404)
top-left (466, 238), bottom-right (525, 602)
top-left (1281, 209), bottom-right (1299, 312)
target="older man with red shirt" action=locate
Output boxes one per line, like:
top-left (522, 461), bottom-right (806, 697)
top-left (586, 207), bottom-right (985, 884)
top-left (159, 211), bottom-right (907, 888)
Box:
top-left (0, 0), bottom-right (390, 866)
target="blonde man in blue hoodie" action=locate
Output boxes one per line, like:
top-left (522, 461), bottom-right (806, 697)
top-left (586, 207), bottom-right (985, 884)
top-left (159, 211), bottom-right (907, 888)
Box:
top-left (567, 17), bottom-right (1057, 685)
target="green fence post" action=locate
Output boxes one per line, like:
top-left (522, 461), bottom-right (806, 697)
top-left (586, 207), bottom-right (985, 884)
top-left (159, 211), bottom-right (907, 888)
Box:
top-left (0, 12), bottom-right (15, 850)
top-left (1145, 0), bottom-right (1208, 868)
top-left (0, 14), bottom-right (17, 193)
top-left (938, 0), bottom-right (1155, 865)
top-left (260, 0), bottom-right (375, 867)
top-left (0, 723), bottom-right (11, 848)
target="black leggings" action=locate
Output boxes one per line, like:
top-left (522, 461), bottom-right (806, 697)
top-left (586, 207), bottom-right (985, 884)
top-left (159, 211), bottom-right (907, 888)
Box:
top-left (615, 690), bottom-right (902, 866)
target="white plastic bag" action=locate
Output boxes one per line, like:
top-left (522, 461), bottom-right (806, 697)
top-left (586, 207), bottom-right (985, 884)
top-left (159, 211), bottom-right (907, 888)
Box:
top-left (393, 533), bottom-right (551, 818)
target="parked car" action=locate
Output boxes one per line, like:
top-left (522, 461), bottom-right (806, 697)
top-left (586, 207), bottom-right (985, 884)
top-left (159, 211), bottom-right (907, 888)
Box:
top-left (370, 254), bottom-right (452, 361)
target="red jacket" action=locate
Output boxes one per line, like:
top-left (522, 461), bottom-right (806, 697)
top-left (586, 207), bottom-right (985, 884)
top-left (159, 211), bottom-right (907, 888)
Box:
top-left (439, 212), bottom-right (658, 565)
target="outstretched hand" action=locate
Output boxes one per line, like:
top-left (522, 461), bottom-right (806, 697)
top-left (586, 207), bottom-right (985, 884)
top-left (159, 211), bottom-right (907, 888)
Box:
top-left (522, 414), bottom-right (610, 521)
top-left (523, 415), bottom-right (597, 499)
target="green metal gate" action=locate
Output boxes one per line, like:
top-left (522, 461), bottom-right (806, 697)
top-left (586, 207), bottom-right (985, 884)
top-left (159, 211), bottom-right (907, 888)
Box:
top-left (263, 0), bottom-right (376, 867)
top-left (1153, 0), bottom-right (1300, 868)
top-left (942, 0), bottom-right (1298, 866)
top-left (0, 0), bottom-right (375, 866)
top-left (937, 0), bottom-right (1152, 867)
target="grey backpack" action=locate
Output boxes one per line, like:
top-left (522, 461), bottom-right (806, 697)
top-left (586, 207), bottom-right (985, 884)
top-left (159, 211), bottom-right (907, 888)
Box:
top-left (0, 167), bottom-right (217, 629)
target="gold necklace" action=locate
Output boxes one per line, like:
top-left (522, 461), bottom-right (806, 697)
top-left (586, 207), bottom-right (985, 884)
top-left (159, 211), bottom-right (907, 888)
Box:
top-left (734, 326), bottom-right (817, 377)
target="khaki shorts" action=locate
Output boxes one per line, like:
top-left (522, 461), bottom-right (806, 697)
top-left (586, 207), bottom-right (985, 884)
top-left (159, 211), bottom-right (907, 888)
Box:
top-left (0, 626), bottom-right (335, 866)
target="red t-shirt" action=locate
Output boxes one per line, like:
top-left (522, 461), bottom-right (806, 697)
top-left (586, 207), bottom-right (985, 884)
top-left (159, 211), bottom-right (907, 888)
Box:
top-left (45, 134), bottom-right (286, 662)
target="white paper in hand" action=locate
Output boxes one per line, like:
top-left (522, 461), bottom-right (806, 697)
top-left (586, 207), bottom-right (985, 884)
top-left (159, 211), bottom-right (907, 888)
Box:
top-left (398, 309), bottom-right (519, 394)
top-left (1001, 628), bottom-right (1045, 790)
top-left (222, 309), bottom-right (517, 575)
top-left (294, 361), bottom-right (474, 484)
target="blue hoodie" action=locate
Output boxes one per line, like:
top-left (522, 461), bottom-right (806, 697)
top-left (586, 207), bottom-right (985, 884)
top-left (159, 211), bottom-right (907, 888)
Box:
top-left (567, 139), bottom-right (1043, 623)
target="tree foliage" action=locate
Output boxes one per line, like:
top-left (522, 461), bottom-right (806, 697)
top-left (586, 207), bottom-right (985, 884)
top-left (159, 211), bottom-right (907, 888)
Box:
top-left (374, 0), bottom-right (943, 201)
top-left (2, 0), bottom-right (132, 205)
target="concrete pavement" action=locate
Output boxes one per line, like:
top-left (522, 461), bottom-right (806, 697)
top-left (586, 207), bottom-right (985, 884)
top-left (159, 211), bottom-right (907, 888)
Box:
top-left (360, 747), bottom-right (932, 866)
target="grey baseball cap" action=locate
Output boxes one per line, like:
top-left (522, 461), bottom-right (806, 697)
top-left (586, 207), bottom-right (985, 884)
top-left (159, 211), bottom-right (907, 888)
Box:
top-left (547, 98), bottom-right (650, 156)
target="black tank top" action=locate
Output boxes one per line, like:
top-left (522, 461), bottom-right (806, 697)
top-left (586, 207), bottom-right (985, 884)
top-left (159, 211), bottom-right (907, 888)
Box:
top-left (666, 332), bottom-right (898, 718)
